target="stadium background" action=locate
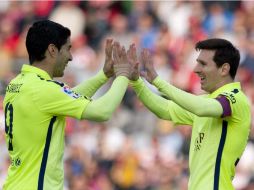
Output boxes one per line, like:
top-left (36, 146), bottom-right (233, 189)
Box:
top-left (0, 1), bottom-right (253, 190)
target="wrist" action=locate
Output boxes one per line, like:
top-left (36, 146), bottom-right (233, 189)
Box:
top-left (99, 70), bottom-right (109, 79)
top-left (130, 78), bottom-right (145, 94)
top-left (103, 69), bottom-right (113, 78)
top-left (130, 77), bottom-right (142, 85)
top-left (116, 71), bottom-right (129, 78)
top-left (151, 75), bottom-right (160, 85)
top-left (151, 72), bottom-right (158, 82)
top-left (115, 75), bottom-right (129, 81)
top-left (131, 76), bottom-right (139, 81)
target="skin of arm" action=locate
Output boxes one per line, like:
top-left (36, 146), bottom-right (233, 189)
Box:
top-left (140, 49), bottom-right (223, 118)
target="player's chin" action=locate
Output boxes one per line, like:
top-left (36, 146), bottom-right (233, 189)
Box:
top-left (200, 84), bottom-right (205, 91)
top-left (201, 85), bottom-right (210, 93)
top-left (54, 70), bottom-right (64, 78)
top-left (59, 71), bottom-right (65, 77)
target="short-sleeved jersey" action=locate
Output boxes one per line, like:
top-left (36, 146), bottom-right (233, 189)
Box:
top-left (3, 64), bottom-right (90, 190)
top-left (168, 82), bottom-right (251, 190)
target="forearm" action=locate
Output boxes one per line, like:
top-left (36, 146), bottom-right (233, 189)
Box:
top-left (153, 76), bottom-right (223, 117)
top-left (82, 76), bottom-right (129, 121)
top-left (72, 70), bottom-right (108, 97)
top-left (130, 78), bottom-right (172, 120)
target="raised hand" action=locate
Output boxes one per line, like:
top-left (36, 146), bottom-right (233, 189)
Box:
top-left (112, 42), bottom-right (131, 78)
top-left (103, 38), bottom-right (114, 78)
top-left (140, 49), bottom-right (158, 83)
top-left (127, 44), bottom-right (139, 81)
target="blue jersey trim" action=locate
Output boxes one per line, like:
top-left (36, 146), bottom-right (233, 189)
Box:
top-left (214, 120), bottom-right (228, 190)
top-left (38, 116), bottom-right (57, 190)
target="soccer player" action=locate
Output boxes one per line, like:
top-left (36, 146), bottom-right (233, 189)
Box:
top-left (130, 38), bottom-right (251, 190)
top-left (3, 20), bottom-right (138, 190)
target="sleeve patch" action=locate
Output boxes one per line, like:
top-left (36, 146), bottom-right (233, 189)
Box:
top-left (62, 85), bottom-right (82, 99)
top-left (219, 92), bottom-right (237, 104)
top-left (216, 95), bottom-right (232, 117)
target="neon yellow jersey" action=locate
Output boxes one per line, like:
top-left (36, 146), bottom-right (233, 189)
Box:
top-left (3, 64), bottom-right (90, 190)
top-left (168, 82), bottom-right (251, 190)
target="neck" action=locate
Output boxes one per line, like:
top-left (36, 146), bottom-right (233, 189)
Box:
top-left (32, 60), bottom-right (54, 78)
top-left (213, 77), bottom-right (234, 92)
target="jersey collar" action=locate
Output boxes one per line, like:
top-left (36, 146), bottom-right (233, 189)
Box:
top-left (209, 82), bottom-right (241, 98)
top-left (21, 64), bottom-right (52, 80)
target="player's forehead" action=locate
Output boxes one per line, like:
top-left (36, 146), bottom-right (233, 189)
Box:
top-left (61, 37), bottom-right (71, 49)
top-left (197, 49), bottom-right (216, 63)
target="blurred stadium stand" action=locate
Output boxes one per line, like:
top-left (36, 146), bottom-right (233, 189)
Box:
top-left (0, 1), bottom-right (254, 190)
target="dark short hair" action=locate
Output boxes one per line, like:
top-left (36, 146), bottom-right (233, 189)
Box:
top-left (195, 38), bottom-right (240, 79)
top-left (26, 20), bottom-right (71, 64)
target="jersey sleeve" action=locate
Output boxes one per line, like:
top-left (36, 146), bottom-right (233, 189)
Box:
top-left (131, 78), bottom-right (195, 126)
top-left (153, 76), bottom-right (223, 118)
top-left (72, 70), bottom-right (108, 97)
top-left (167, 101), bottom-right (195, 126)
top-left (216, 89), bottom-right (250, 122)
top-left (32, 81), bottom-right (90, 119)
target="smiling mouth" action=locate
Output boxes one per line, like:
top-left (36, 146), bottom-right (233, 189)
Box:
top-left (199, 76), bottom-right (205, 84)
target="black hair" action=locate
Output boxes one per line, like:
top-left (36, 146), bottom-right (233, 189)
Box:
top-left (26, 20), bottom-right (71, 64)
top-left (195, 38), bottom-right (240, 79)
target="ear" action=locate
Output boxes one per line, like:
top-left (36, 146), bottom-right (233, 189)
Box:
top-left (220, 63), bottom-right (230, 77)
top-left (47, 44), bottom-right (58, 58)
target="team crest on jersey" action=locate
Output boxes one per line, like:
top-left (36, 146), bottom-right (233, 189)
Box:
top-left (62, 85), bottom-right (81, 99)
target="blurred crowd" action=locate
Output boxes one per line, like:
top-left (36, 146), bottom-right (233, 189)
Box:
top-left (0, 1), bottom-right (254, 190)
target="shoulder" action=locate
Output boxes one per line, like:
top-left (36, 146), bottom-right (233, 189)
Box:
top-left (35, 75), bottom-right (65, 88)
top-left (35, 77), bottom-right (84, 100)
top-left (219, 88), bottom-right (249, 106)
top-left (33, 76), bottom-right (70, 96)
top-left (219, 88), bottom-right (251, 121)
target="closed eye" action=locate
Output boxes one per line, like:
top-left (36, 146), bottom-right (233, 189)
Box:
top-left (196, 59), bottom-right (207, 66)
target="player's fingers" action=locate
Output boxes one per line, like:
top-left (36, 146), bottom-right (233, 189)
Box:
top-left (113, 42), bottom-right (121, 63)
top-left (140, 70), bottom-right (147, 78)
top-left (131, 44), bottom-right (137, 60)
top-left (121, 46), bottom-right (128, 62)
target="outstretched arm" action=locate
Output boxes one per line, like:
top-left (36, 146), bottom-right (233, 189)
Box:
top-left (153, 77), bottom-right (223, 117)
top-left (81, 42), bottom-right (131, 121)
top-left (127, 45), bottom-right (171, 119)
top-left (72, 39), bottom-right (114, 97)
top-left (82, 76), bottom-right (128, 121)
top-left (141, 49), bottom-right (223, 118)
top-left (72, 70), bottom-right (108, 98)
top-left (131, 78), bottom-right (172, 120)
